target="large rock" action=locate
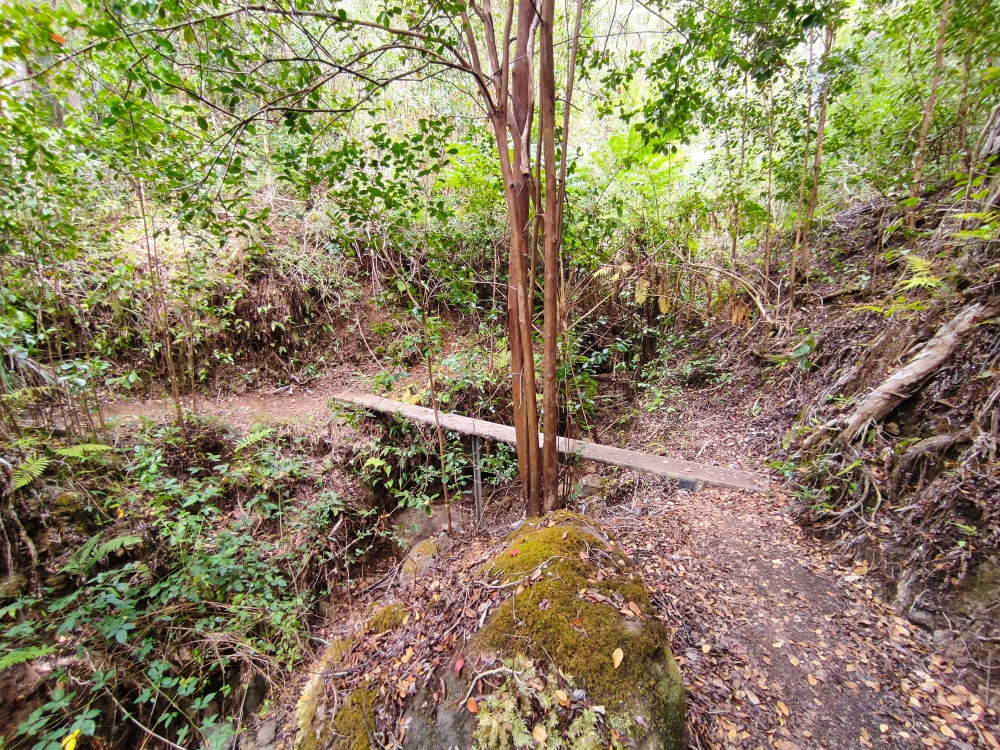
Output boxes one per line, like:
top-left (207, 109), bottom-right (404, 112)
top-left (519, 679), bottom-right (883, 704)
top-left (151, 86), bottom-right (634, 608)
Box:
top-left (294, 639), bottom-right (375, 750)
top-left (402, 512), bottom-right (685, 749)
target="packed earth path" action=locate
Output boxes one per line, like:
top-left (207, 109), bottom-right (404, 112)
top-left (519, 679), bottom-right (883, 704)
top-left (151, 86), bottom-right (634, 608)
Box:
top-left (102, 375), bottom-right (999, 750)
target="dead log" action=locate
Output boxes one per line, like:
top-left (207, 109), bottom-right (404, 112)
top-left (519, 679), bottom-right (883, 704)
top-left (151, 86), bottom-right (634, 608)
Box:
top-left (837, 300), bottom-right (998, 445)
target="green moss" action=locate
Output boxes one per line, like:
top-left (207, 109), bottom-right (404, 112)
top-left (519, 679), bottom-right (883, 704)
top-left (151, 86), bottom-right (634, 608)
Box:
top-left (474, 513), bottom-right (684, 747)
top-left (400, 537), bottom-right (438, 580)
top-left (329, 688), bottom-right (375, 750)
top-left (295, 638), bottom-right (352, 750)
top-left (366, 602), bottom-right (407, 633)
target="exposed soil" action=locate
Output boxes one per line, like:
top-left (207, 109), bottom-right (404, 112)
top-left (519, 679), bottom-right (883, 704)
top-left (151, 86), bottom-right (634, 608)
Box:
top-left (99, 366), bottom-right (359, 432)
top-left (102, 369), bottom-right (1000, 749)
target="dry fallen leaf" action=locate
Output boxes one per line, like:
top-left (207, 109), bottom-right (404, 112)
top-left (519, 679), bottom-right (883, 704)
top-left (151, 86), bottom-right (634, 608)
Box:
top-left (531, 725), bottom-right (548, 743)
top-left (807, 673), bottom-right (818, 686)
top-left (466, 697), bottom-right (478, 713)
top-left (613, 647), bottom-right (624, 669)
top-left (554, 689), bottom-right (569, 706)
top-left (776, 700), bottom-right (789, 717)
top-left (454, 653), bottom-right (464, 677)
top-left (788, 655), bottom-right (800, 667)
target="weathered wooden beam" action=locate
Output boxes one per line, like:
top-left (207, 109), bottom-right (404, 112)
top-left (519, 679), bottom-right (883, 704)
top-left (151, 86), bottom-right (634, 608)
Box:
top-left (334, 390), bottom-right (770, 493)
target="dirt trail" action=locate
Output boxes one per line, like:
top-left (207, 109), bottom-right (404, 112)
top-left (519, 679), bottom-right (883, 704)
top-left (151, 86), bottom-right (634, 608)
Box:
top-left (100, 370), bottom-right (354, 431)
top-left (104, 380), bottom-right (998, 749)
top-left (596, 486), bottom-right (993, 749)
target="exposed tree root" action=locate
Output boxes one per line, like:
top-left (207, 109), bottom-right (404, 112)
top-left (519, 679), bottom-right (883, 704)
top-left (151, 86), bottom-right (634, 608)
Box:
top-left (837, 299), bottom-right (999, 445)
top-left (890, 424), bottom-right (978, 495)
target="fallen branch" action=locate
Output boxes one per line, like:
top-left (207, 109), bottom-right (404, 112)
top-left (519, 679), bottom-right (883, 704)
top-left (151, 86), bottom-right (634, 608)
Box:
top-left (837, 299), bottom-right (999, 445)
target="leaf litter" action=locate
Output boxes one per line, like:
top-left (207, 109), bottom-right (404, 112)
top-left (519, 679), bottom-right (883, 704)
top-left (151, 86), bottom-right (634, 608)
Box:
top-left (592, 480), bottom-right (999, 749)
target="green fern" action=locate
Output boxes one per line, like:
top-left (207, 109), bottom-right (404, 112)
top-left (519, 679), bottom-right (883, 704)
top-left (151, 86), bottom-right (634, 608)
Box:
top-left (13, 455), bottom-right (50, 490)
top-left (53, 444), bottom-right (113, 459)
top-left (94, 534), bottom-right (142, 561)
top-left (63, 533), bottom-right (142, 574)
top-left (235, 427), bottom-right (274, 453)
top-left (899, 256), bottom-right (942, 291)
top-left (491, 349), bottom-right (512, 375)
top-left (0, 645), bottom-right (55, 672)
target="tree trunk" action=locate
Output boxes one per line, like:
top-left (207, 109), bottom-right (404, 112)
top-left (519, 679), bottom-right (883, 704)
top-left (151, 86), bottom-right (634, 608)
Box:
top-left (907, 0), bottom-right (950, 229)
top-left (800, 23), bottom-right (835, 277)
top-left (505, 0), bottom-right (542, 516)
top-left (786, 34), bottom-right (814, 334)
top-left (539, 0), bottom-right (560, 512)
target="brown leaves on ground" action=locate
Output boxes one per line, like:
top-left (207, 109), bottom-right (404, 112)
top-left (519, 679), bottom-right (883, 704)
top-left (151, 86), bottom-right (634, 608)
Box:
top-left (593, 485), bottom-right (1000, 749)
top-left (310, 533), bottom-right (517, 745)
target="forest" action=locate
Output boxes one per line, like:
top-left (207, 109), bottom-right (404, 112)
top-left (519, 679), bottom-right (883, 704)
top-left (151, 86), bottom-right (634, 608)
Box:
top-left (0, 0), bottom-right (998, 745)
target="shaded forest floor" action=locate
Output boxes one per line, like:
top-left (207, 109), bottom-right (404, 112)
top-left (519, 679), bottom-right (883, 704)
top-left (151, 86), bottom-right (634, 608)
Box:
top-left (104, 368), bottom-right (1000, 750)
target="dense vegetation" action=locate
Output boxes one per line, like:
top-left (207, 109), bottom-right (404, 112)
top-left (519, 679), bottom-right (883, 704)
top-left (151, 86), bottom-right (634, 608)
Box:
top-left (1, 0), bottom-right (998, 744)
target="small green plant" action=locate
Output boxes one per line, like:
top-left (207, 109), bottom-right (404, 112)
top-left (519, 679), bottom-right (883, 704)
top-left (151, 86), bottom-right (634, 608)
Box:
top-left (473, 657), bottom-right (606, 750)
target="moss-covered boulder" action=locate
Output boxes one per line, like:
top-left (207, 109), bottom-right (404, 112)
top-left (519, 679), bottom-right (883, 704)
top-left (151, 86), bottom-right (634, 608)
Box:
top-left (403, 512), bottom-right (685, 749)
top-left (295, 639), bottom-right (374, 750)
top-left (400, 537), bottom-right (438, 582)
top-left (366, 602), bottom-right (408, 633)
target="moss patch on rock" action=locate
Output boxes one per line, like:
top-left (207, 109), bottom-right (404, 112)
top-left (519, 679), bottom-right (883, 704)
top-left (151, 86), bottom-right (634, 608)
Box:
top-left (473, 512), bottom-right (685, 748)
top-left (329, 688), bottom-right (375, 750)
top-left (366, 602), bottom-right (407, 633)
top-left (400, 537), bottom-right (438, 581)
top-left (295, 638), bottom-right (352, 750)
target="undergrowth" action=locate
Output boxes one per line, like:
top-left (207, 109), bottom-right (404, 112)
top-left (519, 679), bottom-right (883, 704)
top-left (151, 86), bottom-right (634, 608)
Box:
top-left (0, 414), bottom-right (377, 750)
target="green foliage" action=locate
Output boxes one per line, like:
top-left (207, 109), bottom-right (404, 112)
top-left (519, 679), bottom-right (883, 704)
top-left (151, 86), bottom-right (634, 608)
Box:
top-left (473, 657), bottom-right (605, 750)
top-left (51, 445), bottom-right (113, 460)
top-left (12, 455), bottom-right (50, 490)
top-left (358, 417), bottom-right (471, 510)
top-left (0, 645), bottom-right (54, 672)
top-left (1, 418), bottom-right (378, 747)
top-left (61, 534), bottom-right (142, 575)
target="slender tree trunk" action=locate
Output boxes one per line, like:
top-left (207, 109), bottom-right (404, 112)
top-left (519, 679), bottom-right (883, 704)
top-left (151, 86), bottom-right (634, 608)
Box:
top-left (957, 35), bottom-right (972, 173)
top-left (492, 0), bottom-right (542, 516)
top-left (787, 35), bottom-right (815, 335)
top-left (801, 23), bottom-right (835, 276)
top-left (137, 180), bottom-right (186, 436)
top-left (763, 82), bottom-right (775, 293)
top-left (907, 0), bottom-right (950, 229)
top-left (539, 0), bottom-right (559, 512)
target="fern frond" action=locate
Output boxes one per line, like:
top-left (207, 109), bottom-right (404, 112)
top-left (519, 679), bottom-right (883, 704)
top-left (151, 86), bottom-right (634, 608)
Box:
top-left (13, 455), bottom-right (50, 490)
top-left (94, 535), bottom-right (142, 561)
top-left (235, 428), bottom-right (275, 453)
top-left (0, 646), bottom-right (55, 672)
top-left (903, 256), bottom-right (933, 275)
top-left (53, 444), bottom-right (113, 459)
top-left (898, 256), bottom-right (942, 291)
top-left (491, 349), bottom-right (512, 375)
top-left (62, 533), bottom-right (141, 574)
top-left (900, 276), bottom-right (943, 290)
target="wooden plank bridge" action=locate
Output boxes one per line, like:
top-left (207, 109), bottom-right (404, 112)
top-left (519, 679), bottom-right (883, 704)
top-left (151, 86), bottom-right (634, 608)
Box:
top-left (334, 391), bottom-right (770, 500)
